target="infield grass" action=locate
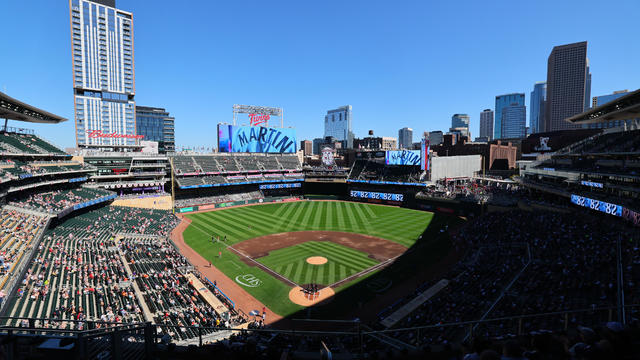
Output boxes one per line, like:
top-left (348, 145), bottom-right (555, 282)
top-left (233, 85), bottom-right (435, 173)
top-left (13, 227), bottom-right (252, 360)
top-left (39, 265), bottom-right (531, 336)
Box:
top-left (257, 241), bottom-right (379, 286)
top-left (183, 200), bottom-right (434, 316)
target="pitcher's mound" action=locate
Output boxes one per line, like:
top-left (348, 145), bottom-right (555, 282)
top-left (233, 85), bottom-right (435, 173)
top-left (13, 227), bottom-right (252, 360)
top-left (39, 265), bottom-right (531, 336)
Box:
top-left (289, 286), bottom-right (335, 306)
top-left (306, 256), bottom-right (328, 265)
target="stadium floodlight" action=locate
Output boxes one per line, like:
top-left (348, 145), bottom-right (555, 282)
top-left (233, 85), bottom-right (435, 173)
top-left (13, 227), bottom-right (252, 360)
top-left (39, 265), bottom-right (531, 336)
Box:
top-left (233, 104), bottom-right (284, 128)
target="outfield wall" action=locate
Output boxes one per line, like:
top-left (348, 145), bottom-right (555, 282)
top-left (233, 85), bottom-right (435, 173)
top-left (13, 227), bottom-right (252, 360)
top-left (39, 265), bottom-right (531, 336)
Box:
top-left (175, 196), bottom-right (301, 213)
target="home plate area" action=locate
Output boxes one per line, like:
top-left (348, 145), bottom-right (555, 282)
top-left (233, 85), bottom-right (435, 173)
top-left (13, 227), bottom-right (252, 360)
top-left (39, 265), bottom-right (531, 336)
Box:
top-left (229, 231), bottom-right (407, 306)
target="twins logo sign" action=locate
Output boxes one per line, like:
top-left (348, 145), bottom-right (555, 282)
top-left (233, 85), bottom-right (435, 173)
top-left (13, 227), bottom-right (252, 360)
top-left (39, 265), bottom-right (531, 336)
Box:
top-left (235, 274), bottom-right (262, 288)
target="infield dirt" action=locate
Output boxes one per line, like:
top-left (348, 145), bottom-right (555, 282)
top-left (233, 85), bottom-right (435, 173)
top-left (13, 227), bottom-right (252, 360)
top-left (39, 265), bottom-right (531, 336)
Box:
top-left (231, 231), bottom-right (407, 262)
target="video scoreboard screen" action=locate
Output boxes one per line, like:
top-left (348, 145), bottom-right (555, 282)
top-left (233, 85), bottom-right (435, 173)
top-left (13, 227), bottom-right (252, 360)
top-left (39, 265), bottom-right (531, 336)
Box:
top-left (570, 194), bottom-right (622, 216)
top-left (259, 183), bottom-right (301, 190)
top-left (385, 150), bottom-right (421, 166)
top-left (218, 124), bottom-right (297, 153)
top-left (350, 190), bottom-right (403, 202)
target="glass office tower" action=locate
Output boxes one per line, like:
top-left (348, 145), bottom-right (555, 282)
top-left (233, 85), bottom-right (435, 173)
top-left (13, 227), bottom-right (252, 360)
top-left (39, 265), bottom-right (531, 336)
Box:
top-left (135, 106), bottom-right (175, 153)
top-left (70, 0), bottom-right (136, 146)
top-left (324, 106), bottom-right (354, 149)
top-left (495, 93), bottom-right (525, 139)
top-left (529, 82), bottom-right (546, 134)
top-left (501, 104), bottom-right (527, 138)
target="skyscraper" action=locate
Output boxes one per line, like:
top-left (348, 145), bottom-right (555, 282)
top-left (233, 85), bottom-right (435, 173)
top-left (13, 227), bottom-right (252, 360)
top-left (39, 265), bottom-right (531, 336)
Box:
top-left (135, 106), bottom-right (175, 154)
top-left (70, 0), bottom-right (136, 147)
top-left (495, 93), bottom-right (525, 139)
top-left (451, 114), bottom-right (470, 129)
top-left (398, 127), bottom-right (413, 149)
top-left (501, 103), bottom-right (527, 138)
top-left (324, 106), bottom-right (353, 148)
top-left (479, 109), bottom-right (493, 140)
top-left (544, 41), bottom-right (591, 132)
top-left (530, 82), bottom-right (546, 134)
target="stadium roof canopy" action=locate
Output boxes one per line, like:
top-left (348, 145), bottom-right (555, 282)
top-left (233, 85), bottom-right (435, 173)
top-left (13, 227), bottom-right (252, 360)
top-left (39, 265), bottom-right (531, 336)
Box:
top-left (566, 88), bottom-right (640, 124)
top-left (0, 91), bottom-right (67, 124)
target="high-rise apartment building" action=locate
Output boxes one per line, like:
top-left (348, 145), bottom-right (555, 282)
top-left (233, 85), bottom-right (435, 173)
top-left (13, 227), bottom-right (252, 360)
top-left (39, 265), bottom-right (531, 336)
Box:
top-left (398, 127), bottom-right (413, 149)
top-left (544, 41), bottom-right (591, 132)
top-left (501, 103), bottom-right (527, 138)
top-left (479, 109), bottom-right (493, 140)
top-left (324, 106), bottom-right (353, 148)
top-left (70, 0), bottom-right (136, 147)
top-left (530, 82), bottom-right (546, 134)
top-left (135, 106), bottom-right (175, 153)
top-left (495, 93), bottom-right (525, 139)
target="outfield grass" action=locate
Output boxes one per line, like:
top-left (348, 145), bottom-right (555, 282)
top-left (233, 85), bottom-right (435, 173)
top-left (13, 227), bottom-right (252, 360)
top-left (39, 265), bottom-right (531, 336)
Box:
top-left (257, 241), bottom-right (379, 286)
top-left (183, 201), bottom-right (434, 316)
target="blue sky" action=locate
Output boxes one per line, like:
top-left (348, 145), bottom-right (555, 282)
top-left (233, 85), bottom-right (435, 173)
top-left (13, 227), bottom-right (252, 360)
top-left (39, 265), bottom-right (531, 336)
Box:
top-left (1, 0), bottom-right (639, 150)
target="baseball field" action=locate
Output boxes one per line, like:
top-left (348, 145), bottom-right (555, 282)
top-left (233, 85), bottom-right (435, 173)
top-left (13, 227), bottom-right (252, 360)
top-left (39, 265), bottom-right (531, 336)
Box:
top-left (181, 200), bottom-right (438, 316)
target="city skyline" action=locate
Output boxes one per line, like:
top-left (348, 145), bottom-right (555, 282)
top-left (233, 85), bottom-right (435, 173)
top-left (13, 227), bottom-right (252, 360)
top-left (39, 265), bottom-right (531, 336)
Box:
top-left (1, 0), bottom-right (639, 149)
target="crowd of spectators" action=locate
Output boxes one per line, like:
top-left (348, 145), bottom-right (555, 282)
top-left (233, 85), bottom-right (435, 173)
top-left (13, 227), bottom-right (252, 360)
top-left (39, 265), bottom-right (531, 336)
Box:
top-left (8, 187), bottom-right (114, 214)
top-left (174, 190), bottom-right (264, 208)
top-left (0, 208), bottom-right (48, 297)
top-left (417, 181), bottom-right (527, 206)
top-left (5, 205), bottom-right (243, 343)
top-left (376, 207), bottom-right (639, 351)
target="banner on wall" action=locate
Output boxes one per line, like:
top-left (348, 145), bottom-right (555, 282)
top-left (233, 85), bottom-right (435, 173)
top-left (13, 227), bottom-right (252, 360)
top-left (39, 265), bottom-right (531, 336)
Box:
top-left (420, 139), bottom-right (430, 171)
top-left (218, 124), bottom-right (297, 153)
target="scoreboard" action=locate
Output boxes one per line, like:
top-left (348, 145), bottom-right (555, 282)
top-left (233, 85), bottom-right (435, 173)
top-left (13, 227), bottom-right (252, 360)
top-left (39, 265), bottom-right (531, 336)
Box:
top-left (570, 194), bottom-right (622, 216)
top-left (350, 190), bottom-right (403, 202)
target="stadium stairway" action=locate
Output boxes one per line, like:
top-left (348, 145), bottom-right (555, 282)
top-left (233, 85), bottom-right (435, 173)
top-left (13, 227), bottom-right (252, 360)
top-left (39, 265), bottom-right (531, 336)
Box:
top-left (114, 236), bottom-right (154, 323)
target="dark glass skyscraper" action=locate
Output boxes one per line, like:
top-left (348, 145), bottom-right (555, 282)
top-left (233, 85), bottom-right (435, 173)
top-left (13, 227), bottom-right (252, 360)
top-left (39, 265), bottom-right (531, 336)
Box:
top-left (530, 82), bottom-right (546, 134)
top-left (479, 109), bottom-right (493, 140)
top-left (135, 106), bottom-right (175, 153)
top-left (544, 41), bottom-right (591, 132)
top-left (495, 93), bottom-right (525, 139)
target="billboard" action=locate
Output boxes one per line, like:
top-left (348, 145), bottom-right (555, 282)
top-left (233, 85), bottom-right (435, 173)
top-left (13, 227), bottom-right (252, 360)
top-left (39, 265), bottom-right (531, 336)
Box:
top-left (218, 124), bottom-right (297, 153)
top-left (385, 150), bottom-right (421, 166)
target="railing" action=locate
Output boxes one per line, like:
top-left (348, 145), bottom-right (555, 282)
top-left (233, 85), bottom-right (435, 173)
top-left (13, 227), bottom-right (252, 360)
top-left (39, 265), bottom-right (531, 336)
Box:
top-left (0, 305), bottom-right (639, 358)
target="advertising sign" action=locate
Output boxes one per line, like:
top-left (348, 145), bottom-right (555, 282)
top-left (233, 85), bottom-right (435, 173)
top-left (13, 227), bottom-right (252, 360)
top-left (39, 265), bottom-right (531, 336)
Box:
top-left (218, 124), bottom-right (297, 153)
top-left (350, 190), bottom-right (404, 202)
top-left (421, 139), bottom-right (430, 171)
top-left (570, 194), bottom-right (622, 216)
top-left (385, 150), bottom-right (421, 166)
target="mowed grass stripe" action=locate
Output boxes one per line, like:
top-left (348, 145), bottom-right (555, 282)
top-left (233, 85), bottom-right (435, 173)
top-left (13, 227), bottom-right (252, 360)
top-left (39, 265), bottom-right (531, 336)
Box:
top-left (335, 201), bottom-right (346, 228)
top-left (258, 248), bottom-right (312, 265)
top-left (298, 242), bottom-right (376, 269)
top-left (273, 202), bottom-right (302, 230)
top-left (361, 203), bottom-right (377, 218)
top-left (212, 209), bottom-right (275, 235)
top-left (286, 202), bottom-right (308, 231)
top-left (351, 203), bottom-right (374, 231)
top-left (197, 212), bottom-right (257, 239)
top-left (191, 214), bottom-right (249, 240)
top-left (299, 201), bottom-right (316, 229)
top-left (311, 201), bottom-right (324, 229)
top-left (325, 202), bottom-right (334, 228)
top-left (242, 206), bottom-right (304, 225)
top-left (310, 241), bottom-right (377, 260)
top-left (343, 202), bottom-right (365, 232)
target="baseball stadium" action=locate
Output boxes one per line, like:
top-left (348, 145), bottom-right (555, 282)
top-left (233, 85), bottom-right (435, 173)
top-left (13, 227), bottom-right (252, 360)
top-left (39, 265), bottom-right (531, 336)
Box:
top-left (0, 87), bottom-right (639, 359)
top-left (0, 1), bottom-right (639, 359)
